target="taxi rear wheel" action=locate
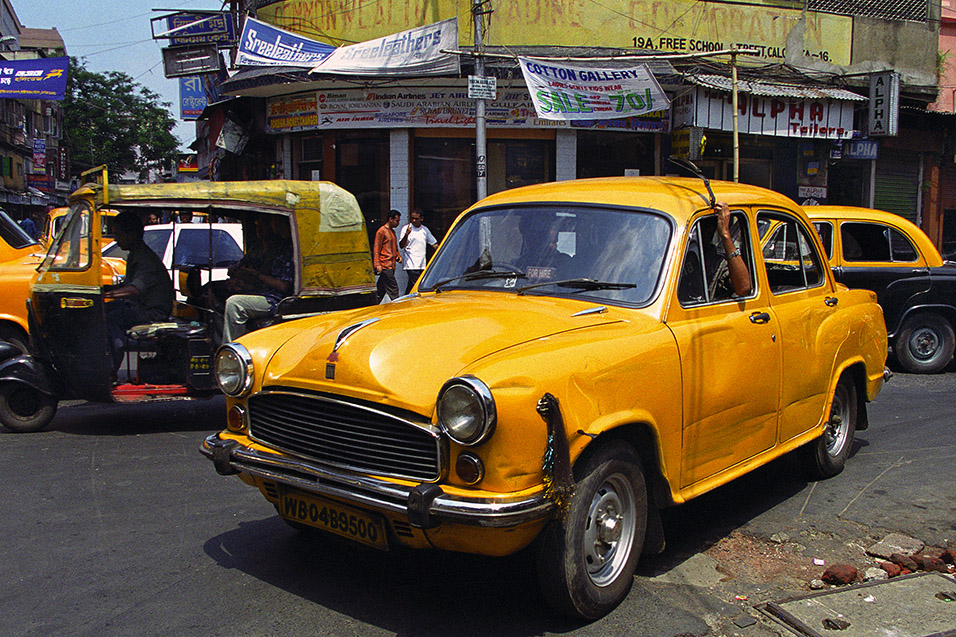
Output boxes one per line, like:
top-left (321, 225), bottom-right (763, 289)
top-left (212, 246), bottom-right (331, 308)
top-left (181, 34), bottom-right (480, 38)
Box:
top-left (895, 313), bottom-right (955, 374)
top-left (535, 440), bottom-right (647, 619)
top-left (0, 382), bottom-right (57, 433)
top-left (806, 376), bottom-right (857, 479)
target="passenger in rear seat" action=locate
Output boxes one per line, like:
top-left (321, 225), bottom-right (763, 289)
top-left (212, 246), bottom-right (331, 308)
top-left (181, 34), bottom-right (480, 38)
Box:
top-left (103, 211), bottom-right (174, 369)
top-left (221, 216), bottom-right (294, 343)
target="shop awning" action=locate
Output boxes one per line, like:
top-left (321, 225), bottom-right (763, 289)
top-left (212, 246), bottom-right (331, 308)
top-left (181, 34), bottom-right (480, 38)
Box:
top-left (687, 74), bottom-right (867, 101)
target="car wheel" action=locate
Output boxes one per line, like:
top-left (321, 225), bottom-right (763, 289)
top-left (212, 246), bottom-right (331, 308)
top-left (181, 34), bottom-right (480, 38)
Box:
top-left (0, 325), bottom-right (29, 355)
top-left (535, 441), bottom-right (647, 619)
top-left (895, 313), bottom-right (955, 374)
top-left (0, 382), bottom-right (57, 433)
top-left (806, 376), bottom-right (857, 479)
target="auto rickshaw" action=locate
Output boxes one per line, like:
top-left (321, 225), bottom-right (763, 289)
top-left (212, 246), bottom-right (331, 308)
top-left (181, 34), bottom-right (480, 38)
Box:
top-left (0, 167), bottom-right (377, 432)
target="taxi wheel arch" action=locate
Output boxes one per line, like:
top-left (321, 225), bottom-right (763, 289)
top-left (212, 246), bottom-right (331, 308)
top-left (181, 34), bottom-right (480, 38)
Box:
top-left (0, 381), bottom-right (57, 433)
top-left (894, 312), bottom-right (955, 374)
top-left (535, 439), bottom-right (648, 619)
top-left (0, 323), bottom-right (29, 355)
top-left (805, 373), bottom-right (858, 479)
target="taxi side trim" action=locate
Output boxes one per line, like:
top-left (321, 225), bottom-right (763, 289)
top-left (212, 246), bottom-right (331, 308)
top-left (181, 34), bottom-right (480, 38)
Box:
top-left (201, 433), bottom-right (554, 528)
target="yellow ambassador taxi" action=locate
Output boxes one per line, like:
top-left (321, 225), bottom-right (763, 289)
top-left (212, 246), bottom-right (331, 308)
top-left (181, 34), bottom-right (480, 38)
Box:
top-left (202, 176), bottom-right (889, 619)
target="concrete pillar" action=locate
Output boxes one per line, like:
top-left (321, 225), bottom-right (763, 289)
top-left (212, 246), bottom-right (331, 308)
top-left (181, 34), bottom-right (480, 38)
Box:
top-left (390, 128), bottom-right (411, 296)
top-left (555, 129), bottom-right (577, 181)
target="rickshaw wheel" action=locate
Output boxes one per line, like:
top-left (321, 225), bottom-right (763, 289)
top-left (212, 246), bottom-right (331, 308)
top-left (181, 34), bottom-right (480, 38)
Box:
top-left (0, 382), bottom-right (57, 433)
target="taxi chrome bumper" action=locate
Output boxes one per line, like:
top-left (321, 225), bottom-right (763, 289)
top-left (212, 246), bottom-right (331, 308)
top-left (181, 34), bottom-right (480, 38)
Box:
top-left (201, 433), bottom-right (554, 530)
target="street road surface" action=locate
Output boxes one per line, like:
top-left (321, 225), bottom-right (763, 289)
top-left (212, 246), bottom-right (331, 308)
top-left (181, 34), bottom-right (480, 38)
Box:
top-left (0, 370), bottom-right (952, 636)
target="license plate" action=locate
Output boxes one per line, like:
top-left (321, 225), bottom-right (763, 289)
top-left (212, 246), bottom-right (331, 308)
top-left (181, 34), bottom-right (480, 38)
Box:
top-left (279, 492), bottom-right (388, 550)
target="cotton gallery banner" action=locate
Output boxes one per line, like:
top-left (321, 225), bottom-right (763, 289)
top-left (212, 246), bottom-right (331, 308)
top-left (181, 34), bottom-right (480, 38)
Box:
top-left (0, 56), bottom-right (69, 100)
top-left (518, 58), bottom-right (670, 121)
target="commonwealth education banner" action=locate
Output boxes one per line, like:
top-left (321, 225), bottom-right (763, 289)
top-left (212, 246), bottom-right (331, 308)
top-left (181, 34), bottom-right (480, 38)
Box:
top-left (518, 58), bottom-right (669, 121)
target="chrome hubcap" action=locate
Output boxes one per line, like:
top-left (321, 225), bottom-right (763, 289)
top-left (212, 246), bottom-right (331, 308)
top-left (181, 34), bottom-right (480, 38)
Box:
top-left (910, 327), bottom-right (941, 360)
top-left (825, 386), bottom-right (850, 456)
top-left (583, 474), bottom-right (636, 586)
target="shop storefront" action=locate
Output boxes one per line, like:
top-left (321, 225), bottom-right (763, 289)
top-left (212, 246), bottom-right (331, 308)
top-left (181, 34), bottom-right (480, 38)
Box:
top-left (257, 79), bottom-right (669, 241)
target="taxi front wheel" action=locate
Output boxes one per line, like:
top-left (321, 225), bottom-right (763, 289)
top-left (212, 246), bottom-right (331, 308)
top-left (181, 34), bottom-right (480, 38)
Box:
top-left (535, 440), bottom-right (647, 619)
top-left (805, 376), bottom-right (857, 480)
top-left (0, 382), bottom-right (57, 433)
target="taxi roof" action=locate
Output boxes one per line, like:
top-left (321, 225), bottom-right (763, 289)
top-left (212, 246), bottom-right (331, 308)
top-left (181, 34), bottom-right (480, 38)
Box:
top-left (469, 176), bottom-right (803, 226)
top-left (805, 204), bottom-right (943, 266)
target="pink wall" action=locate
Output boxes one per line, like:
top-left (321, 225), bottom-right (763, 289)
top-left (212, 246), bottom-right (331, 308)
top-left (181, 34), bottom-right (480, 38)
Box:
top-left (931, 0), bottom-right (956, 112)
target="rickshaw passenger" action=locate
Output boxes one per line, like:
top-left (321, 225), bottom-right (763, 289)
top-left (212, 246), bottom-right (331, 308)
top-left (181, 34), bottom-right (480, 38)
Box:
top-left (103, 211), bottom-right (174, 368)
top-left (222, 217), bottom-right (294, 343)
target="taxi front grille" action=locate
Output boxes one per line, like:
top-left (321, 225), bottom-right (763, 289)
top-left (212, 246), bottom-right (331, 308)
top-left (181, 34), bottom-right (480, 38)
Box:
top-left (247, 391), bottom-right (442, 482)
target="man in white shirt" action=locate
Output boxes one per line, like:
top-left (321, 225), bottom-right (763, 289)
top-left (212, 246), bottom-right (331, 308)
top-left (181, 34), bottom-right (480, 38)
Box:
top-left (399, 209), bottom-right (438, 294)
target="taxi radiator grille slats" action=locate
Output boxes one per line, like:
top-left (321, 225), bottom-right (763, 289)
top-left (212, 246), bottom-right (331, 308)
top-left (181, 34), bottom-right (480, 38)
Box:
top-left (248, 392), bottom-right (440, 481)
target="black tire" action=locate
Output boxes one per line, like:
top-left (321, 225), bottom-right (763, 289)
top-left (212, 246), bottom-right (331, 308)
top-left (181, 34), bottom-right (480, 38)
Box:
top-left (535, 441), bottom-right (647, 620)
top-left (895, 313), bottom-right (955, 374)
top-left (0, 325), bottom-right (29, 355)
top-left (0, 382), bottom-right (57, 433)
top-left (806, 376), bottom-right (857, 479)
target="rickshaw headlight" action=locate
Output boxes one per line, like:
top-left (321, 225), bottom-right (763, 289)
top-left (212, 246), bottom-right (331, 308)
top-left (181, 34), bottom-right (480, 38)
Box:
top-left (215, 344), bottom-right (254, 397)
top-left (437, 376), bottom-right (496, 446)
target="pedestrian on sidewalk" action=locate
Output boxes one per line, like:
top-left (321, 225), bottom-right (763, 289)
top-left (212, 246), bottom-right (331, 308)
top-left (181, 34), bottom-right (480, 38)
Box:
top-left (373, 209), bottom-right (402, 302)
top-left (399, 209), bottom-right (437, 294)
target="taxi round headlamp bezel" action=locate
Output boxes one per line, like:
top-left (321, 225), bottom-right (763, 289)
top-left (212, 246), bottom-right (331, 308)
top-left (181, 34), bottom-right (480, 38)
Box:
top-left (215, 343), bottom-right (254, 397)
top-left (436, 376), bottom-right (496, 446)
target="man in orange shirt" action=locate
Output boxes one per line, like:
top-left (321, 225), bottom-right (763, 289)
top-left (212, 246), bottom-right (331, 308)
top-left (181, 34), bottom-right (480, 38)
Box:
top-left (373, 210), bottom-right (402, 302)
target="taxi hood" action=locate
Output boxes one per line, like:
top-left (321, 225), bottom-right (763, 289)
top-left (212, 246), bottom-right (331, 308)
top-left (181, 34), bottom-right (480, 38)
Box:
top-left (261, 292), bottom-right (624, 412)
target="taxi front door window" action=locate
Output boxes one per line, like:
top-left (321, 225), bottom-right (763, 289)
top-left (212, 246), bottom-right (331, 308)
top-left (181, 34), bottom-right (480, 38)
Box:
top-left (678, 211), bottom-right (754, 306)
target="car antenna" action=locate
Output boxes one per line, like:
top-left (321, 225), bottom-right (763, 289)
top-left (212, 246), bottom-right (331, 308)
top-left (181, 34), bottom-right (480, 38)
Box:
top-left (668, 156), bottom-right (716, 208)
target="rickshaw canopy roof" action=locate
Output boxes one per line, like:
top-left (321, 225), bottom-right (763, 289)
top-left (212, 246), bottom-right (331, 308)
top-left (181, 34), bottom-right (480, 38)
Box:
top-left (69, 179), bottom-right (375, 297)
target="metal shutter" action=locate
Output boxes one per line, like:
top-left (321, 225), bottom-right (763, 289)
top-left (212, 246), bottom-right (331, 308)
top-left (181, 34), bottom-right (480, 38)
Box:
top-left (874, 150), bottom-right (920, 223)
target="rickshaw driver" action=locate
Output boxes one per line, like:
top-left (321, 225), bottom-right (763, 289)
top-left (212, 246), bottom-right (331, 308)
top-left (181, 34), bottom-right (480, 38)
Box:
top-left (103, 211), bottom-right (174, 369)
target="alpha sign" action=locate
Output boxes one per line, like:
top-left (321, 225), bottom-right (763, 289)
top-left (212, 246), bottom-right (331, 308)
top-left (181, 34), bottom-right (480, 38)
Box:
top-left (672, 86), bottom-right (857, 139)
top-left (868, 72), bottom-right (899, 137)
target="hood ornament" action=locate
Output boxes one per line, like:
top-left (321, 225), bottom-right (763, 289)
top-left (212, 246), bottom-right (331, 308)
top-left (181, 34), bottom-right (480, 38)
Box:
top-left (333, 318), bottom-right (381, 353)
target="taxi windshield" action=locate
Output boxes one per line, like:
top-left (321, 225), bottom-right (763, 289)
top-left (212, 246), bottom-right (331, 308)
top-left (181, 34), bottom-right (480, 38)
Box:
top-left (419, 205), bottom-right (672, 306)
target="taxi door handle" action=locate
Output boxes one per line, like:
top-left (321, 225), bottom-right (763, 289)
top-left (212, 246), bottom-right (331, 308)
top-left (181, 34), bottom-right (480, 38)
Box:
top-left (749, 311), bottom-right (771, 324)
top-left (824, 296), bottom-right (838, 307)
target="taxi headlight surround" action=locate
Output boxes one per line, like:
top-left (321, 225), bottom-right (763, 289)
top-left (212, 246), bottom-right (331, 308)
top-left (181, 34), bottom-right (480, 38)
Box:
top-left (215, 343), bottom-right (254, 397)
top-left (437, 376), bottom-right (496, 446)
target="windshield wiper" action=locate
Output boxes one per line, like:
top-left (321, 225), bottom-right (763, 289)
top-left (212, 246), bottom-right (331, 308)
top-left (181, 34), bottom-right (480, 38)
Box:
top-left (433, 268), bottom-right (526, 292)
top-left (517, 278), bottom-right (637, 295)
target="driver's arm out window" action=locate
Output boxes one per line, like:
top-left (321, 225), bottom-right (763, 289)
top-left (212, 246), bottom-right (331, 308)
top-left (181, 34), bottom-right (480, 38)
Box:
top-left (678, 211), bottom-right (754, 306)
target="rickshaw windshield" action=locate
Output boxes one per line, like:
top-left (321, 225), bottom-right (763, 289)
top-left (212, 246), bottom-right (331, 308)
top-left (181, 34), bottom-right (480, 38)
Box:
top-left (41, 202), bottom-right (93, 272)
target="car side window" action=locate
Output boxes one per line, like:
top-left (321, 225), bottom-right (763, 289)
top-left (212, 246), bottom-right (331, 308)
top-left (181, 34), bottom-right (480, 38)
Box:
top-left (813, 221), bottom-right (833, 259)
top-left (840, 222), bottom-right (918, 263)
top-left (758, 211), bottom-right (825, 294)
top-left (678, 210), bottom-right (754, 306)
top-left (889, 228), bottom-right (918, 262)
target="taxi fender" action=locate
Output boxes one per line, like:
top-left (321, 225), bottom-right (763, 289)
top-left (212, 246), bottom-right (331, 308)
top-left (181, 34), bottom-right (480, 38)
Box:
top-left (0, 353), bottom-right (59, 397)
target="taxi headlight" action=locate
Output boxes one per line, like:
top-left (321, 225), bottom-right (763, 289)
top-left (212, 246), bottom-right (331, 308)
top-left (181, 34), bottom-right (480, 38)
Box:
top-left (215, 343), bottom-right (254, 397)
top-left (437, 376), bottom-right (496, 446)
